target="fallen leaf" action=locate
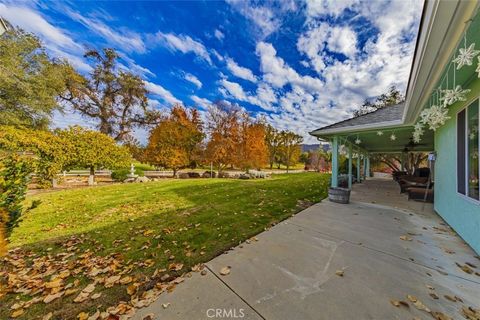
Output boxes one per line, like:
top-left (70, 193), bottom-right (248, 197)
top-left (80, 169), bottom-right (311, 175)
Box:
top-left (91, 293), bottom-right (102, 300)
top-left (430, 311), bottom-right (452, 320)
top-left (162, 303), bottom-right (170, 309)
top-left (143, 314), bottom-right (155, 320)
top-left (429, 292), bottom-right (439, 299)
top-left (42, 312), bottom-right (53, 320)
top-left (83, 283), bottom-right (96, 293)
top-left (120, 276), bottom-right (133, 285)
top-left (390, 300), bottom-right (409, 308)
top-left (335, 270), bottom-right (344, 277)
top-left (11, 309), bottom-right (24, 318)
top-left (77, 312), bottom-right (88, 320)
top-left (400, 235), bottom-right (413, 241)
top-left (220, 266), bottom-right (231, 276)
top-left (461, 306), bottom-right (480, 320)
top-left (44, 292), bottom-right (63, 304)
top-left (73, 292), bottom-right (90, 303)
top-left (127, 284), bottom-right (138, 296)
top-left (45, 279), bottom-right (63, 289)
top-left (456, 262), bottom-right (473, 274)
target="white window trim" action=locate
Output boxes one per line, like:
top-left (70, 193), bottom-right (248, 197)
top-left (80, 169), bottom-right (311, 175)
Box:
top-left (456, 97), bottom-right (480, 205)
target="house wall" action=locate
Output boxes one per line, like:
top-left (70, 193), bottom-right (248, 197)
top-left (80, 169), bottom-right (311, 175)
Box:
top-left (434, 77), bottom-right (480, 254)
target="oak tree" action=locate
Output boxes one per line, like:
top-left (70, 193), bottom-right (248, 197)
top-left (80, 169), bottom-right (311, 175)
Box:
top-left (61, 48), bottom-right (161, 141)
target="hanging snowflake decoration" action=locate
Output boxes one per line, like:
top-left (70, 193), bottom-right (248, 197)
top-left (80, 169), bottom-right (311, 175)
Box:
top-left (469, 125), bottom-right (478, 140)
top-left (476, 56), bottom-right (480, 78)
top-left (376, 131), bottom-right (383, 136)
top-left (419, 104), bottom-right (451, 131)
top-left (441, 85), bottom-right (470, 106)
top-left (390, 133), bottom-right (396, 141)
top-left (412, 122), bottom-right (424, 143)
top-left (453, 43), bottom-right (480, 69)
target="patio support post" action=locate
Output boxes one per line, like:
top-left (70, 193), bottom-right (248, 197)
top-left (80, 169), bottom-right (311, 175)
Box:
top-left (363, 155), bottom-right (367, 180)
top-left (366, 155), bottom-right (370, 180)
top-left (348, 144), bottom-right (353, 189)
top-left (357, 153), bottom-right (361, 183)
top-left (331, 136), bottom-right (339, 188)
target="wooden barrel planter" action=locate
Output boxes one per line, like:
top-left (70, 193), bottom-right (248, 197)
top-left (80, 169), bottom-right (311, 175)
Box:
top-left (328, 187), bottom-right (351, 204)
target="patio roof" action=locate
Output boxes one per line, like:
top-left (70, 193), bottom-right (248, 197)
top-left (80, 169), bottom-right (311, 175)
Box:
top-left (310, 103), bottom-right (405, 136)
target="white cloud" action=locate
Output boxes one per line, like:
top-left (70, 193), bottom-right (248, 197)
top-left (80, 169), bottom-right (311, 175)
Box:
top-left (256, 42), bottom-right (324, 92)
top-left (219, 79), bottom-right (248, 101)
top-left (144, 81), bottom-right (181, 105)
top-left (65, 8), bottom-right (146, 53)
top-left (225, 0), bottom-right (295, 38)
top-left (305, 0), bottom-right (359, 18)
top-left (190, 95), bottom-right (212, 108)
top-left (184, 73), bottom-right (202, 89)
top-left (226, 58), bottom-right (257, 82)
top-left (151, 32), bottom-right (212, 65)
top-left (214, 29), bottom-right (224, 41)
top-left (327, 26), bottom-right (357, 57)
top-left (119, 54), bottom-right (155, 78)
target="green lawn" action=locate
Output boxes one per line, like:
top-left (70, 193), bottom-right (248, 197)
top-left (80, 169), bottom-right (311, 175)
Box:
top-left (1, 173), bottom-right (329, 320)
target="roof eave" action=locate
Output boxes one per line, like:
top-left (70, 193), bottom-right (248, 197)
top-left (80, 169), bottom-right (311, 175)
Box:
top-left (309, 119), bottom-right (404, 137)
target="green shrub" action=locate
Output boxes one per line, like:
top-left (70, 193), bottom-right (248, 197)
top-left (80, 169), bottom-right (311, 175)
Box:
top-left (111, 168), bottom-right (144, 181)
top-left (0, 155), bottom-right (32, 235)
top-left (111, 169), bottom-right (130, 182)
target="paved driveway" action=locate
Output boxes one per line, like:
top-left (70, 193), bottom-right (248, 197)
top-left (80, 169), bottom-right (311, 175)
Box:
top-left (134, 180), bottom-right (480, 320)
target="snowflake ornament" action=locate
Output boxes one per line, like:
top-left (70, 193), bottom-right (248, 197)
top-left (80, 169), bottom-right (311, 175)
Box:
top-left (419, 104), bottom-right (451, 131)
top-left (412, 122), bottom-right (424, 143)
top-left (476, 56), bottom-right (480, 78)
top-left (453, 43), bottom-right (480, 69)
top-left (441, 85), bottom-right (471, 106)
top-left (390, 133), bottom-right (396, 141)
top-left (376, 131), bottom-right (383, 136)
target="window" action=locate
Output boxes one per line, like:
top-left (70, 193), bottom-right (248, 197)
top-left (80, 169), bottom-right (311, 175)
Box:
top-left (457, 99), bottom-right (479, 201)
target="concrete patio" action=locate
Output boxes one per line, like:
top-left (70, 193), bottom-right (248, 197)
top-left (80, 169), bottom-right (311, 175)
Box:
top-left (134, 179), bottom-right (480, 320)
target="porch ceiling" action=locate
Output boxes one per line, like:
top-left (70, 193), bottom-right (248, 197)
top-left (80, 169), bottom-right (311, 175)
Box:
top-left (337, 126), bottom-right (434, 153)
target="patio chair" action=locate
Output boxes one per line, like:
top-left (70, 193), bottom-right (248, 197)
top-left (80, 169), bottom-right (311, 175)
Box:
top-left (392, 171), bottom-right (408, 181)
top-left (407, 187), bottom-right (434, 203)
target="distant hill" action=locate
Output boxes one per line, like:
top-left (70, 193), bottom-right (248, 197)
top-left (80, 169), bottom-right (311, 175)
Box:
top-left (302, 144), bottom-right (320, 152)
top-left (301, 143), bottom-right (330, 153)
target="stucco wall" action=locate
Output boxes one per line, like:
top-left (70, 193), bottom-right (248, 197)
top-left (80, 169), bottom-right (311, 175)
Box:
top-left (434, 77), bottom-right (480, 254)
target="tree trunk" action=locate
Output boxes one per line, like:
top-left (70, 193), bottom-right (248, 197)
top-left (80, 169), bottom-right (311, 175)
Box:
top-left (88, 166), bottom-right (95, 186)
top-left (172, 168), bottom-right (177, 178)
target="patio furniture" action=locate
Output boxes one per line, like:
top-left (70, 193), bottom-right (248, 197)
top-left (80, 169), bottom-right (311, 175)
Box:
top-left (397, 176), bottom-right (429, 193)
top-left (407, 187), bottom-right (434, 203)
top-left (392, 171), bottom-right (408, 181)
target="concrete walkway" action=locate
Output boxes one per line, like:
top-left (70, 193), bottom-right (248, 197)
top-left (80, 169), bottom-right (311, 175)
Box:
top-left (134, 179), bottom-right (480, 320)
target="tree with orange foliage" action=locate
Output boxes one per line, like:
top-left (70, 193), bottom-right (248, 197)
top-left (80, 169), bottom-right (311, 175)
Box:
top-left (205, 102), bottom-right (242, 172)
top-left (145, 105), bottom-right (204, 176)
top-left (205, 102), bottom-right (268, 172)
top-left (236, 115), bottom-right (268, 171)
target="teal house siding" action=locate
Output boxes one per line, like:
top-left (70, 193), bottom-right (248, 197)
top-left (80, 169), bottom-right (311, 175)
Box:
top-left (434, 78), bottom-right (480, 254)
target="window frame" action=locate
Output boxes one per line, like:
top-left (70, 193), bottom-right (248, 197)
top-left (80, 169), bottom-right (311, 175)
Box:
top-left (456, 97), bottom-right (480, 204)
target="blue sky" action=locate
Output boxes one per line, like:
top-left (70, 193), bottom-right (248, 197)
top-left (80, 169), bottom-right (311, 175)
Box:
top-left (0, 0), bottom-right (423, 143)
